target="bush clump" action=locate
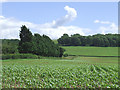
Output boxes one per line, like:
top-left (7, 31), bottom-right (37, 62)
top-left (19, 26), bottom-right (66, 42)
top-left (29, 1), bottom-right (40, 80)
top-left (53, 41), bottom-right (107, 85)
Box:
top-left (2, 53), bottom-right (39, 60)
top-left (63, 53), bottom-right (68, 57)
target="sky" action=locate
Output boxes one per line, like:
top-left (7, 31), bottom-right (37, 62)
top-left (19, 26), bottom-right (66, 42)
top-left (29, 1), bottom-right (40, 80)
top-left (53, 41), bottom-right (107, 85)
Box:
top-left (0, 2), bottom-right (118, 39)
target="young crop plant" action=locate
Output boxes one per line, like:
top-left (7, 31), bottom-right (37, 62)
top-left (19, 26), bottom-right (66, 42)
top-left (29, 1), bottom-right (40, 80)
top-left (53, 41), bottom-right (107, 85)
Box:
top-left (2, 59), bottom-right (119, 88)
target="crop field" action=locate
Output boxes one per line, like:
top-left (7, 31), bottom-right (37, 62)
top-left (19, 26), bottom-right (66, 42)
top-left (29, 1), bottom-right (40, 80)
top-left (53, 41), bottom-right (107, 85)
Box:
top-left (2, 56), bottom-right (119, 88)
top-left (62, 46), bottom-right (118, 56)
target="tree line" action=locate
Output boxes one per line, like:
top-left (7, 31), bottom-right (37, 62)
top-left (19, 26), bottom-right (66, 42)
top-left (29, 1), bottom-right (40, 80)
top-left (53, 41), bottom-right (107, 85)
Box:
top-left (58, 33), bottom-right (120, 47)
top-left (2, 25), bottom-right (65, 57)
top-left (2, 39), bottom-right (19, 54)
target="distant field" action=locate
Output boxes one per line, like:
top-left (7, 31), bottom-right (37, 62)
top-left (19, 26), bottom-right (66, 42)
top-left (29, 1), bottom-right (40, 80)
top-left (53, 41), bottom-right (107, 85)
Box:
top-left (73, 56), bottom-right (118, 64)
top-left (62, 46), bottom-right (118, 56)
top-left (2, 56), bottom-right (119, 88)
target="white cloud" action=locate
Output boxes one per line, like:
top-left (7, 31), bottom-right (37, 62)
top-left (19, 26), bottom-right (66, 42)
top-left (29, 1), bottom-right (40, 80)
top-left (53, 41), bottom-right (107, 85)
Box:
top-left (0, 6), bottom-right (88, 39)
top-left (94, 20), bottom-right (111, 24)
top-left (94, 20), bottom-right (100, 23)
top-left (35, 26), bottom-right (86, 39)
top-left (100, 21), bottom-right (111, 24)
top-left (0, 0), bottom-right (8, 2)
top-left (94, 20), bottom-right (118, 34)
top-left (46, 6), bottom-right (77, 28)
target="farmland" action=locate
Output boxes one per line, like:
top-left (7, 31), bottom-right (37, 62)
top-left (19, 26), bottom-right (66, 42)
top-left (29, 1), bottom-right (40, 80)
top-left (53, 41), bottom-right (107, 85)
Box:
top-left (1, 46), bottom-right (119, 88)
top-left (1, 2), bottom-right (119, 89)
top-left (2, 55), bottom-right (119, 88)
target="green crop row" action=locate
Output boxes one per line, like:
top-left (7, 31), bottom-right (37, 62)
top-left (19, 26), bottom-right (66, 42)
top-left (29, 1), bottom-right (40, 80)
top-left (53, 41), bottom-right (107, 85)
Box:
top-left (2, 63), bottom-right (119, 88)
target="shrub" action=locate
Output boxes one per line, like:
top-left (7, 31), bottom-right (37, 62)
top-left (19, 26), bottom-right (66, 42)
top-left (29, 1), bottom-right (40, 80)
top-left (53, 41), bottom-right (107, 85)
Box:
top-left (2, 53), bottom-right (39, 60)
top-left (2, 54), bottom-right (13, 60)
top-left (63, 53), bottom-right (68, 57)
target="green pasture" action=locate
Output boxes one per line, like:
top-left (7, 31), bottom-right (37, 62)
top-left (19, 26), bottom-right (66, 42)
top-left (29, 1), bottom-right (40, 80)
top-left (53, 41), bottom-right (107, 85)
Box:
top-left (62, 46), bottom-right (119, 56)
